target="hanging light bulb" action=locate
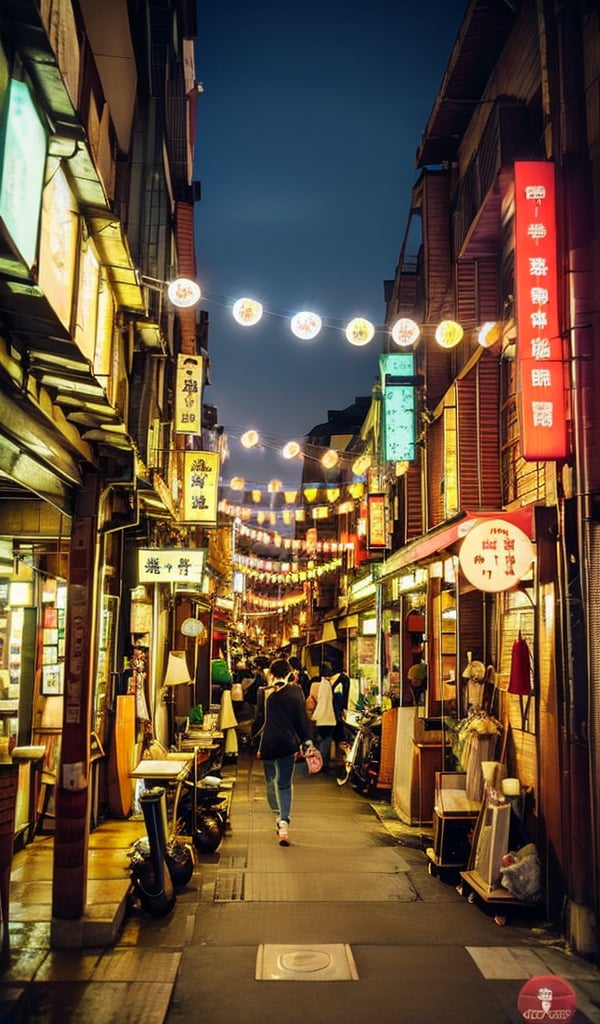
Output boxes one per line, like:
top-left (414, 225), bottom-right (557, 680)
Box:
top-left (282, 441), bottom-right (301, 459)
top-left (268, 479), bottom-right (282, 493)
top-left (167, 277), bottom-right (201, 308)
top-left (345, 317), bottom-right (375, 346)
top-left (435, 320), bottom-right (463, 348)
top-left (232, 297), bottom-right (263, 326)
top-left (230, 476), bottom-right (245, 490)
top-left (391, 317), bottom-right (420, 347)
top-left (241, 429), bottom-right (259, 448)
top-left (321, 449), bottom-right (339, 469)
top-left (290, 311), bottom-right (322, 340)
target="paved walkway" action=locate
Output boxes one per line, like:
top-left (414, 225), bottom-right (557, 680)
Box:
top-left (1, 752), bottom-right (599, 1023)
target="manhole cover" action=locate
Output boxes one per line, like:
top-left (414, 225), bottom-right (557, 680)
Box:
top-left (256, 944), bottom-right (358, 981)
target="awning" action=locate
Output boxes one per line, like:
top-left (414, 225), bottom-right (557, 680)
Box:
top-left (378, 507), bottom-right (536, 582)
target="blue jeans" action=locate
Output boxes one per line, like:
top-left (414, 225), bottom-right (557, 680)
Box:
top-left (262, 753), bottom-right (296, 822)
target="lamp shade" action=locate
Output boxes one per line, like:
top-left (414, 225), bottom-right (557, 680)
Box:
top-left (163, 651), bottom-right (192, 687)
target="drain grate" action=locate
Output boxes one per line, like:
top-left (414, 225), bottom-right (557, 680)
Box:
top-left (213, 871), bottom-right (245, 902)
top-left (220, 855), bottom-right (247, 870)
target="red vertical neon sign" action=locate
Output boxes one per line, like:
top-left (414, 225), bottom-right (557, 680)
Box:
top-left (514, 161), bottom-right (569, 460)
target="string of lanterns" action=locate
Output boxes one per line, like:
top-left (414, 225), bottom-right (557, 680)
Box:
top-left (234, 554), bottom-right (343, 584)
top-left (235, 520), bottom-right (353, 555)
top-left (169, 278), bottom-right (495, 351)
top-left (242, 590), bottom-right (307, 611)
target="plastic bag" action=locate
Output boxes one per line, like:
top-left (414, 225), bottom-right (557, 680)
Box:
top-left (304, 747), bottom-right (323, 774)
top-left (499, 843), bottom-right (542, 902)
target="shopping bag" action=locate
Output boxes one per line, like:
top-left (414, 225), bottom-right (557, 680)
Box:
top-left (304, 747), bottom-right (323, 774)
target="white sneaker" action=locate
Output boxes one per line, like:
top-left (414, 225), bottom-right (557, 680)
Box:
top-left (277, 819), bottom-right (290, 846)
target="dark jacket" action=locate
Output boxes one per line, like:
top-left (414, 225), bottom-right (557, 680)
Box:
top-left (254, 682), bottom-right (311, 760)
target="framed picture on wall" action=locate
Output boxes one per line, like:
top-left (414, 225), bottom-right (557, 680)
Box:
top-left (42, 663), bottom-right (63, 696)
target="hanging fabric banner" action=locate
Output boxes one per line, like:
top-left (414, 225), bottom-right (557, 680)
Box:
top-left (174, 354), bottom-right (203, 434)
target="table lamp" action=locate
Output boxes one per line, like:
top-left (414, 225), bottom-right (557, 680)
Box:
top-left (163, 651), bottom-right (192, 747)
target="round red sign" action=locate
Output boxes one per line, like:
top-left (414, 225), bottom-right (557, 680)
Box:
top-left (518, 975), bottom-right (577, 1021)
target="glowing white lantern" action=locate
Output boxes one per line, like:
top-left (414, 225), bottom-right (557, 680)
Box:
top-left (345, 317), bottom-right (375, 346)
top-left (391, 317), bottom-right (420, 347)
top-left (241, 430), bottom-right (259, 448)
top-left (167, 278), bottom-right (201, 308)
top-left (435, 320), bottom-right (463, 348)
top-left (321, 449), bottom-right (339, 469)
top-left (290, 311), bottom-right (322, 340)
top-left (282, 441), bottom-right (301, 459)
top-left (232, 297), bottom-right (263, 326)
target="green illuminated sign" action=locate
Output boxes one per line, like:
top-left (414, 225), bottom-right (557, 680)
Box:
top-left (379, 353), bottom-right (416, 462)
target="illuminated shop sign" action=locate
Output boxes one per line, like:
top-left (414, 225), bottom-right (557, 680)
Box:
top-left (367, 493), bottom-right (387, 549)
top-left (458, 518), bottom-right (533, 593)
top-left (379, 353), bottom-right (416, 462)
top-left (175, 355), bottom-right (203, 434)
top-left (514, 161), bottom-right (568, 461)
top-left (0, 79), bottom-right (46, 272)
top-left (137, 548), bottom-right (206, 584)
top-left (182, 450), bottom-right (220, 525)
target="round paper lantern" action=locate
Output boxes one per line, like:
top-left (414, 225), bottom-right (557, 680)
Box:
top-left (241, 429), bottom-right (259, 448)
top-left (352, 454), bottom-right (371, 476)
top-left (232, 297), bottom-right (263, 326)
top-left (290, 311), bottom-right (322, 340)
top-left (282, 441), bottom-right (301, 459)
top-left (391, 317), bottom-right (420, 347)
top-left (321, 449), bottom-right (339, 469)
top-left (435, 319), bottom-right (463, 348)
top-left (345, 317), bottom-right (375, 346)
top-left (167, 278), bottom-right (201, 308)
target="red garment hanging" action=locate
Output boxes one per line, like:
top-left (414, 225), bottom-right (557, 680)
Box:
top-left (508, 634), bottom-right (532, 695)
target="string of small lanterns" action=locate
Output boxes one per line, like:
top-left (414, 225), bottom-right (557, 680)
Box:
top-left (168, 278), bottom-right (490, 351)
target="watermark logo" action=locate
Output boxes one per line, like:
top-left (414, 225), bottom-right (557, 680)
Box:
top-left (518, 975), bottom-right (577, 1021)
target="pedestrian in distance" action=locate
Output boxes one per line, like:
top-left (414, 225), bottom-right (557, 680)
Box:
top-left (253, 657), bottom-right (315, 846)
top-left (288, 655), bottom-right (311, 698)
top-left (310, 665), bottom-right (338, 771)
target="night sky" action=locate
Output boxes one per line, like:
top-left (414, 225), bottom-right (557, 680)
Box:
top-left (194, 0), bottom-right (468, 490)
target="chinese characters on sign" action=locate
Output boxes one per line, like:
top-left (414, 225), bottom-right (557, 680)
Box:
top-left (379, 353), bottom-right (416, 462)
top-left (174, 355), bottom-right (203, 434)
top-left (458, 518), bottom-right (534, 593)
top-left (367, 493), bottom-right (387, 549)
top-left (137, 548), bottom-right (207, 584)
top-left (514, 162), bottom-right (569, 460)
top-left (182, 450), bottom-right (220, 524)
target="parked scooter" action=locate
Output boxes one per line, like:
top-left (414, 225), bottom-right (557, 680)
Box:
top-left (129, 787), bottom-right (182, 917)
top-left (337, 706), bottom-right (383, 797)
top-left (177, 773), bottom-right (227, 854)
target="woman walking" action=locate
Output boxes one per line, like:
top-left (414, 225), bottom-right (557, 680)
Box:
top-left (254, 657), bottom-right (314, 846)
